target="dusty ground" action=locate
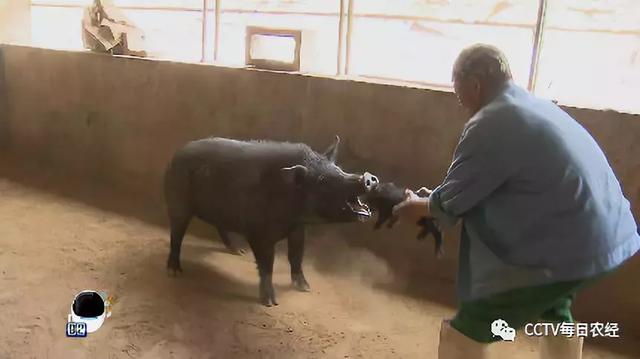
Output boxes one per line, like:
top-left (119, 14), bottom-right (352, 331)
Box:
top-left (0, 174), bottom-right (637, 359)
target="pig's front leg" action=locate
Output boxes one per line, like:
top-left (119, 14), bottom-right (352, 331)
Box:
top-left (248, 238), bottom-right (278, 306)
top-left (288, 225), bottom-right (311, 292)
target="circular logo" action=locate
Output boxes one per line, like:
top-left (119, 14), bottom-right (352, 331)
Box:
top-left (69, 290), bottom-right (109, 333)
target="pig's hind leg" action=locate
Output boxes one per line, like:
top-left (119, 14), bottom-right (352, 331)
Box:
top-left (386, 215), bottom-right (399, 228)
top-left (167, 214), bottom-right (192, 276)
top-left (416, 218), bottom-right (444, 258)
top-left (164, 163), bottom-right (194, 276)
top-left (431, 224), bottom-right (444, 258)
top-left (217, 228), bottom-right (245, 256)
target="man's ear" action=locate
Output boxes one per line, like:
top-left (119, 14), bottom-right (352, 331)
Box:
top-left (323, 135), bottom-right (340, 163)
top-left (280, 165), bottom-right (308, 186)
top-left (471, 76), bottom-right (481, 94)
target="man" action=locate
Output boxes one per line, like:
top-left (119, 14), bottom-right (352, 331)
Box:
top-left (392, 44), bottom-right (640, 359)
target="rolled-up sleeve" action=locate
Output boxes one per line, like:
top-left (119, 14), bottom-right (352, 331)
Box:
top-left (429, 113), bottom-right (518, 227)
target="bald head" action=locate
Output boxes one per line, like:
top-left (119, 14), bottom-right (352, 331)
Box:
top-left (451, 44), bottom-right (513, 116)
top-left (452, 44), bottom-right (512, 85)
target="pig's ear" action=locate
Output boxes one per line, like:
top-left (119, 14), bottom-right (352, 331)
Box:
top-left (280, 165), bottom-right (308, 186)
top-left (323, 135), bottom-right (340, 163)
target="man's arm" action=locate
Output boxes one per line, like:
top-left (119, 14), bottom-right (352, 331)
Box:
top-left (393, 111), bottom-right (519, 226)
top-left (429, 114), bottom-right (519, 226)
top-left (392, 190), bottom-right (431, 225)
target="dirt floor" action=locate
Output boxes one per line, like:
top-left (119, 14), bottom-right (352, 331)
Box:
top-left (0, 172), bottom-right (637, 358)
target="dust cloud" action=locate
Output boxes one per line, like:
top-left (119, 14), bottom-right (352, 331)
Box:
top-left (305, 227), bottom-right (395, 288)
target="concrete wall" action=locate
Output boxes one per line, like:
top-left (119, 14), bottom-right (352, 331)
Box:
top-left (0, 45), bottom-right (468, 200)
top-left (0, 0), bottom-right (31, 45)
top-left (0, 45), bottom-right (6, 145)
top-left (1, 44), bottom-right (639, 337)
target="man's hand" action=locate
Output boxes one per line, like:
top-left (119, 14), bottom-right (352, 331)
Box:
top-left (416, 187), bottom-right (433, 197)
top-left (392, 189), bottom-right (431, 224)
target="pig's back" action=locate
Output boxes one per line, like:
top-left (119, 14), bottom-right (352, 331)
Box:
top-left (167, 137), bottom-right (310, 229)
top-left (179, 137), bottom-right (308, 181)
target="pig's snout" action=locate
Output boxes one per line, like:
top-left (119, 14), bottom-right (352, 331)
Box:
top-left (362, 172), bottom-right (379, 191)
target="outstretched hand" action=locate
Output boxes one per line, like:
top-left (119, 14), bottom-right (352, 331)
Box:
top-left (392, 188), bottom-right (431, 224)
top-left (416, 187), bottom-right (433, 197)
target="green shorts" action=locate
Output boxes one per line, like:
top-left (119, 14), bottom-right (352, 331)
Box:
top-left (451, 271), bottom-right (610, 343)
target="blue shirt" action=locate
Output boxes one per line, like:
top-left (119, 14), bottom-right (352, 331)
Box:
top-left (429, 81), bottom-right (640, 302)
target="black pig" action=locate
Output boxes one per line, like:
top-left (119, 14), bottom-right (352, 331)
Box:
top-left (362, 183), bottom-right (444, 258)
top-left (163, 136), bottom-right (379, 306)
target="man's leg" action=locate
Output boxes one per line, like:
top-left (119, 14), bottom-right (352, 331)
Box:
top-left (439, 276), bottom-right (604, 359)
top-left (437, 291), bottom-right (528, 359)
top-left (539, 294), bottom-right (574, 322)
top-left (438, 319), bottom-right (491, 359)
top-left (538, 295), bottom-right (584, 359)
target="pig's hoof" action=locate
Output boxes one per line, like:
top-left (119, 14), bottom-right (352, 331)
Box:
top-left (259, 281), bottom-right (278, 307)
top-left (227, 246), bottom-right (246, 256)
top-left (167, 267), bottom-right (182, 277)
top-left (259, 292), bottom-right (279, 307)
top-left (292, 273), bottom-right (311, 292)
top-left (167, 259), bottom-right (183, 277)
top-left (260, 296), bottom-right (279, 307)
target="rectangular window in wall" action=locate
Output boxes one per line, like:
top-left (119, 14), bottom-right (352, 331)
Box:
top-left (245, 27), bottom-right (302, 71)
top-left (348, 0), bottom-right (540, 89)
top-left (535, 0), bottom-right (640, 114)
top-left (30, 0), bottom-right (203, 62)
top-left (217, 0), bottom-right (340, 75)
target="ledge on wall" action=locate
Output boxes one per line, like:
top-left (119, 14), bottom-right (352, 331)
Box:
top-left (1, 43), bottom-right (639, 118)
